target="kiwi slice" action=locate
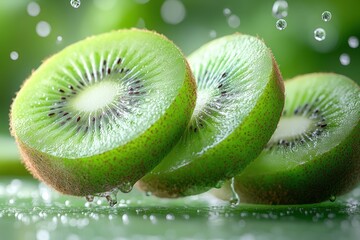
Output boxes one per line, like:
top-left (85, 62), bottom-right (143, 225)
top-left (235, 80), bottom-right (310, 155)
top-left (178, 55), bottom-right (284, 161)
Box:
top-left (214, 73), bottom-right (360, 204)
top-left (138, 33), bottom-right (285, 197)
top-left (10, 29), bottom-right (196, 196)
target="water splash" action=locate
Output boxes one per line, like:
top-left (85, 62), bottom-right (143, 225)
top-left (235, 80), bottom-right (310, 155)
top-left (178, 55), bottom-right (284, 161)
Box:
top-left (70, 0), bottom-right (81, 8)
top-left (321, 11), bottom-right (332, 22)
top-left (276, 19), bottom-right (287, 30)
top-left (118, 182), bottom-right (133, 193)
top-left (314, 28), bottom-right (326, 41)
top-left (229, 178), bottom-right (240, 206)
top-left (272, 0), bottom-right (288, 19)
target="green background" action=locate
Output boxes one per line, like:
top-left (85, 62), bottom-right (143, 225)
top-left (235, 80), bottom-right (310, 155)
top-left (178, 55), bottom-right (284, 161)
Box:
top-left (1, 0), bottom-right (360, 239)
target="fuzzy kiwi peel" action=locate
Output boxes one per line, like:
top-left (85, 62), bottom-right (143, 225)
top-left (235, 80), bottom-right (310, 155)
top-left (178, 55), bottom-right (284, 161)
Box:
top-left (213, 73), bottom-right (360, 204)
top-left (138, 33), bottom-right (285, 198)
top-left (10, 29), bottom-right (196, 196)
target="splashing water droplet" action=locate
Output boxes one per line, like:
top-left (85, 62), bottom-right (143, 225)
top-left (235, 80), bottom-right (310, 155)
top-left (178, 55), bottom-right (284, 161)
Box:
top-left (85, 195), bottom-right (94, 202)
top-left (272, 0), bottom-right (288, 19)
top-left (314, 28), bottom-right (326, 41)
top-left (118, 182), bottom-right (133, 193)
top-left (161, 0), bottom-right (186, 25)
top-left (276, 19), bottom-right (287, 30)
top-left (227, 14), bottom-right (240, 28)
top-left (56, 36), bottom-right (63, 43)
top-left (329, 195), bottom-right (336, 202)
top-left (321, 11), bottom-right (332, 22)
top-left (10, 51), bottom-right (19, 61)
top-left (209, 30), bottom-right (217, 39)
top-left (348, 36), bottom-right (359, 48)
top-left (229, 178), bottom-right (240, 206)
top-left (339, 53), bottom-right (350, 66)
top-left (27, 2), bottom-right (40, 17)
top-left (223, 8), bottom-right (231, 17)
top-left (70, 0), bottom-right (81, 8)
top-left (36, 21), bottom-right (51, 37)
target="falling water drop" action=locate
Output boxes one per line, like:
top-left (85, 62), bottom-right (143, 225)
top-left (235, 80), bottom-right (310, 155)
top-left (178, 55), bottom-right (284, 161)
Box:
top-left (227, 14), bottom-right (240, 28)
top-left (36, 21), bottom-right (51, 37)
top-left (118, 182), bottom-right (133, 193)
top-left (209, 30), bottom-right (217, 39)
top-left (161, 0), bottom-right (186, 25)
top-left (348, 36), bottom-right (359, 48)
top-left (56, 36), bottom-right (63, 43)
top-left (321, 11), bottom-right (332, 22)
top-left (10, 51), bottom-right (19, 61)
top-left (339, 53), bottom-right (350, 66)
top-left (314, 28), bottom-right (326, 41)
top-left (223, 8), bottom-right (231, 17)
top-left (70, 0), bottom-right (81, 8)
top-left (229, 178), bottom-right (240, 206)
top-left (276, 19), bottom-right (287, 30)
top-left (272, 0), bottom-right (288, 19)
top-left (27, 2), bottom-right (40, 17)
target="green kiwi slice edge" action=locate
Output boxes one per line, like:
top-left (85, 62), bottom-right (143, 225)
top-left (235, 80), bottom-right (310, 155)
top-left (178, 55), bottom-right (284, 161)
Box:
top-left (10, 29), bottom-right (196, 196)
top-left (214, 73), bottom-right (360, 204)
top-left (138, 33), bottom-right (285, 197)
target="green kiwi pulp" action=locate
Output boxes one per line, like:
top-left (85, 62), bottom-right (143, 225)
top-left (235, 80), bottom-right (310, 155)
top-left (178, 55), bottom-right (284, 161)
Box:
top-left (214, 73), bottom-right (360, 204)
top-left (138, 33), bottom-right (285, 197)
top-left (10, 29), bottom-right (196, 196)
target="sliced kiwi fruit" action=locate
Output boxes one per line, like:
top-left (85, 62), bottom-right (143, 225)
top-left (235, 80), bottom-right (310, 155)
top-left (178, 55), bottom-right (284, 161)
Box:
top-left (10, 29), bottom-right (196, 196)
top-left (138, 33), bottom-right (285, 197)
top-left (213, 73), bottom-right (360, 204)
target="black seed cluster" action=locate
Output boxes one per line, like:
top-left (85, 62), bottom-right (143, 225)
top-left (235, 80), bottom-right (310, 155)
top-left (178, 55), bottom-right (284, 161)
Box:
top-left (47, 56), bottom-right (146, 133)
top-left (266, 99), bottom-right (328, 150)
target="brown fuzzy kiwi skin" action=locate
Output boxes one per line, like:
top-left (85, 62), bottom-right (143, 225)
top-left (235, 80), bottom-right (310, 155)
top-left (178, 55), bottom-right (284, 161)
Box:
top-left (137, 53), bottom-right (284, 198)
top-left (10, 29), bottom-right (197, 196)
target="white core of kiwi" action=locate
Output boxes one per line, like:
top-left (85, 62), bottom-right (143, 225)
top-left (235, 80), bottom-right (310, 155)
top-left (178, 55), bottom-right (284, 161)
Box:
top-left (72, 81), bottom-right (119, 112)
top-left (269, 116), bottom-right (313, 142)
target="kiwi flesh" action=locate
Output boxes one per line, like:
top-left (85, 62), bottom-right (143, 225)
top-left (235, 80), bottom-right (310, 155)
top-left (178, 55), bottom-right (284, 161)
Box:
top-left (214, 73), bottom-right (360, 204)
top-left (10, 29), bottom-right (196, 196)
top-left (138, 33), bottom-right (285, 197)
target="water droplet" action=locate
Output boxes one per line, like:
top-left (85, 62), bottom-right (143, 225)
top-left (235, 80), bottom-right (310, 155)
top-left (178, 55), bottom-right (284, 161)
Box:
top-left (209, 30), bottom-right (217, 39)
top-left (27, 2), bottom-right (40, 17)
top-left (136, 18), bottom-right (146, 29)
top-left (229, 178), bottom-right (240, 206)
top-left (227, 14), bottom-right (240, 28)
top-left (223, 8), bottom-right (231, 17)
top-left (339, 53), bottom-right (350, 66)
top-left (65, 200), bottom-right (71, 206)
top-left (272, 0), bottom-right (288, 19)
top-left (56, 36), bottom-right (63, 43)
top-left (36, 229), bottom-right (50, 240)
top-left (10, 51), bottom-right (19, 61)
top-left (70, 0), bottom-right (81, 8)
top-left (122, 214), bottom-right (130, 224)
top-left (104, 191), bottom-right (118, 207)
top-left (145, 191), bottom-right (152, 196)
top-left (329, 195), bottom-right (336, 202)
top-left (118, 182), bottom-right (133, 193)
top-left (85, 195), bottom-right (94, 202)
top-left (321, 11), bottom-right (332, 22)
top-left (348, 36), bottom-right (359, 48)
top-left (166, 214), bottom-right (175, 221)
top-left (276, 19), bottom-right (287, 30)
top-left (36, 21), bottom-right (51, 37)
top-left (161, 0), bottom-right (186, 25)
top-left (314, 28), bottom-right (326, 41)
